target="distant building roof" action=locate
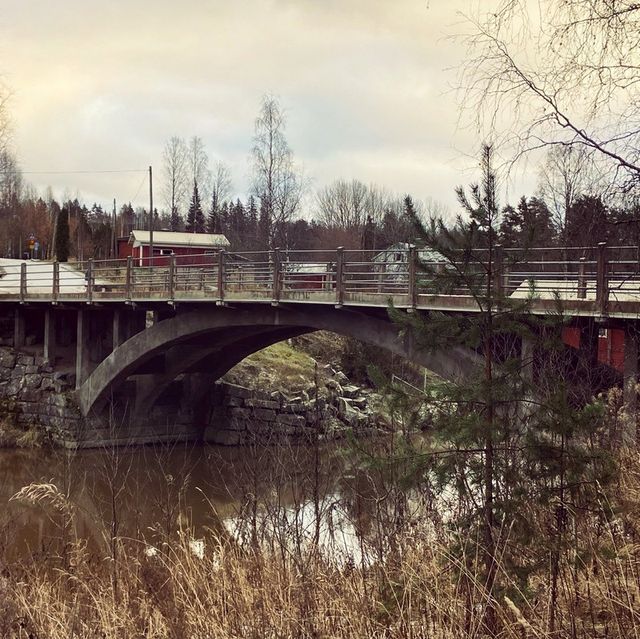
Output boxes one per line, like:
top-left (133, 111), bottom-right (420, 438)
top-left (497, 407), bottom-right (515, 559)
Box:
top-left (129, 230), bottom-right (230, 249)
top-left (373, 242), bottom-right (445, 263)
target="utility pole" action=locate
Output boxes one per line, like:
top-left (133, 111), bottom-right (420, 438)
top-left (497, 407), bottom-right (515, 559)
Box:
top-left (111, 198), bottom-right (116, 258)
top-left (149, 165), bottom-right (154, 267)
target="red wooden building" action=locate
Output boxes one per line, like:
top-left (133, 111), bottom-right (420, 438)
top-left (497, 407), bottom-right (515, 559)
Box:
top-left (562, 326), bottom-right (625, 373)
top-left (117, 230), bottom-right (230, 267)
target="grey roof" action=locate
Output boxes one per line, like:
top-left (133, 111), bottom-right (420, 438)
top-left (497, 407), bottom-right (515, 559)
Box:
top-left (373, 242), bottom-right (445, 263)
top-left (129, 230), bottom-right (230, 248)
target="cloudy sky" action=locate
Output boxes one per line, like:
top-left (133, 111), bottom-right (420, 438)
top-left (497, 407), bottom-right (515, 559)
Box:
top-left (1, 0), bottom-right (530, 216)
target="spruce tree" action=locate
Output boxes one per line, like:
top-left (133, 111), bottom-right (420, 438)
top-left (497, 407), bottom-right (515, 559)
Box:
top-left (207, 192), bottom-right (220, 234)
top-left (219, 201), bottom-right (229, 236)
top-left (170, 205), bottom-right (182, 232)
top-left (258, 198), bottom-right (270, 251)
top-left (247, 196), bottom-right (258, 249)
top-left (54, 206), bottom-right (70, 262)
top-left (186, 182), bottom-right (205, 233)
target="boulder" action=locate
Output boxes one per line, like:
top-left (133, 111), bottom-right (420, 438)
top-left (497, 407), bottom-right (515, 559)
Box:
top-left (335, 371), bottom-right (349, 384)
top-left (351, 397), bottom-right (368, 410)
top-left (0, 351), bottom-right (16, 369)
top-left (23, 374), bottom-right (42, 390)
top-left (342, 385), bottom-right (361, 399)
top-left (325, 379), bottom-right (343, 394)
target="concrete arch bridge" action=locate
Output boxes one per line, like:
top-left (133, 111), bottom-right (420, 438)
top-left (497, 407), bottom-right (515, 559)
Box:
top-left (75, 304), bottom-right (480, 419)
top-left (0, 243), bottom-right (637, 444)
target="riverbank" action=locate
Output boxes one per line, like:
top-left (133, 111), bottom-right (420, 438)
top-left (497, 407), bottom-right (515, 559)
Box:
top-left (1, 441), bottom-right (639, 638)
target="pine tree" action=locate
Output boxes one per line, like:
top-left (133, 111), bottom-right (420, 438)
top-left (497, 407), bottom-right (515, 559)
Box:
top-left (186, 182), bottom-right (205, 233)
top-left (566, 195), bottom-right (608, 246)
top-left (499, 196), bottom-right (555, 247)
top-left (54, 206), bottom-right (70, 262)
top-left (392, 144), bottom-right (615, 634)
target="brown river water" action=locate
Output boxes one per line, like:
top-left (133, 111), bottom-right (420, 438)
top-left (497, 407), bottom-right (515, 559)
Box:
top-left (0, 439), bottom-right (410, 562)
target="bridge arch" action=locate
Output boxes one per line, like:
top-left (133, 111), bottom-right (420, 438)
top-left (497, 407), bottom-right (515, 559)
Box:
top-left (76, 305), bottom-right (480, 416)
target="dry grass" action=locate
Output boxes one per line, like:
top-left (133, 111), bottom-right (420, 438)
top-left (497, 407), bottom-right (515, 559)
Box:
top-left (224, 340), bottom-right (329, 394)
top-left (3, 437), bottom-right (640, 638)
top-left (4, 516), bottom-right (640, 638)
top-left (2, 465), bottom-right (640, 638)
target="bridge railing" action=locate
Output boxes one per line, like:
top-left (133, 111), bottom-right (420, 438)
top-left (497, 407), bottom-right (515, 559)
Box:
top-left (1, 243), bottom-right (638, 312)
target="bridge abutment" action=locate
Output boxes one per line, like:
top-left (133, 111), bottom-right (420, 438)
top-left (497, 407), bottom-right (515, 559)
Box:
top-left (43, 309), bottom-right (56, 364)
top-left (13, 308), bottom-right (25, 349)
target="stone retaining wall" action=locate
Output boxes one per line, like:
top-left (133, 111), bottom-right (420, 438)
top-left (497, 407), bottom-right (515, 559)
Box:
top-left (0, 344), bottom-right (382, 448)
top-left (204, 380), bottom-right (380, 445)
top-left (0, 347), bottom-right (81, 443)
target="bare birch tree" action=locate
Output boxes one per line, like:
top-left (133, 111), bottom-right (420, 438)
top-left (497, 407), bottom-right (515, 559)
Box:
top-left (0, 81), bottom-right (10, 156)
top-left (188, 135), bottom-right (209, 190)
top-left (458, 0), bottom-right (640, 190)
top-left (538, 146), bottom-right (603, 242)
top-left (316, 179), bottom-right (390, 232)
top-left (210, 161), bottom-right (233, 211)
top-left (162, 136), bottom-right (189, 231)
top-left (251, 96), bottom-right (302, 249)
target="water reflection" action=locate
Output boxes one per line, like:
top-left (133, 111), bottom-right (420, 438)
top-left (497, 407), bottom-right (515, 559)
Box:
top-left (0, 438), bottom-right (433, 565)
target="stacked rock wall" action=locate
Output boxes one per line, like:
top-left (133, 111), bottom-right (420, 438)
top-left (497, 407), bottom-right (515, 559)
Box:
top-left (204, 379), bottom-right (379, 445)
top-left (0, 347), bottom-right (81, 444)
top-left (0, 344), bottom-right (383, 448)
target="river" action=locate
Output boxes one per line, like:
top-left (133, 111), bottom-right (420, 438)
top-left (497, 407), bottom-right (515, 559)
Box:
top-left (0, 438), bottom-right (420, 563)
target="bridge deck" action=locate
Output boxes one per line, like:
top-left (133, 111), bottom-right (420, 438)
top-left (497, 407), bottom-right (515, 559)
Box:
top-left (1, 245), bottom-right (640, 318)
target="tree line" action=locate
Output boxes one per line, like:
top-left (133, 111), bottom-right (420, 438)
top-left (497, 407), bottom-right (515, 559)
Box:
top-left (1, 90), bottom-right (640, 261)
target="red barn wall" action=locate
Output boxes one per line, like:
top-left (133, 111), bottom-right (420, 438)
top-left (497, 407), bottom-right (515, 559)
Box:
top-left (562, 327), bottom-right (581, 349)
top-left (598, 328), bottom-right (625, 373)
top-left (562, 325), bottom-right (625, 373)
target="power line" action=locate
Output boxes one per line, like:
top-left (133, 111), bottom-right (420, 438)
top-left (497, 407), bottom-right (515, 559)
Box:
top-left (0, 168), bottom-right (147, 175)
top-left (128, 173), bottom-right (149, 203)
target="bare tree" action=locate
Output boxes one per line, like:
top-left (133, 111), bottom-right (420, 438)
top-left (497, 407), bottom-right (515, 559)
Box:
top-left (210, 161), bottom-right (232, 209)
top-left (458, 0), bottom-right (640, 190)
top-left (162, 136), bottom-right (189, 231)
top-left (538, 146), bottom-right (601, 242)
top-left (251, 96), bottom-right (302, 249)
top-left (0, 151), bottom-right (21, 211)
top-left (0, 88), bottom-right (22, 258)
top-left (315, 179), bottom-right (391, 237)
top-left (0, 81), bottom-right (10, 156)
top-left (188, 136), bottom-right (209, 192)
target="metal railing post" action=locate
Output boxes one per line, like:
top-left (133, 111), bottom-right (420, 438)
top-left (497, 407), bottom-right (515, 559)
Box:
top-left (408, 245), bottom-right (417, 309)
top-left (168, 255), bottom-right (175, 301)
top-left (52, 261), bottom-right (59, 303)
top-left (596, 241), bottom-right (608, 315)
top-left (217, 250), bottom-right (225, 303)
top-left (493, 244), bottom-right (504, 298)
top-left (577, 256), bottom-right (587, 300)
top-left (19, 263), bottom-right (26, 303)
top-left (86, 259), bottom-right (93, 304)
top-left (272, 248), bottom-right (281, 303)
top-left (125, 256), bottom-right (132, 301)
top-left (335, 246), bottom-right (344, 307)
